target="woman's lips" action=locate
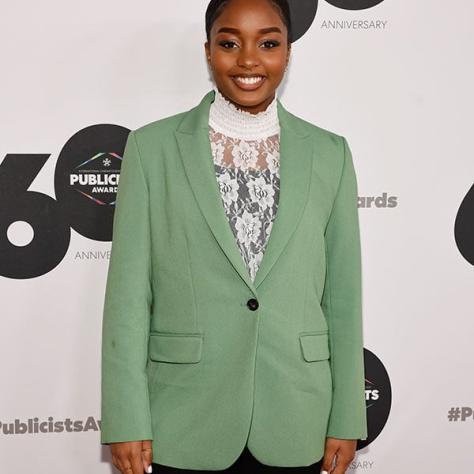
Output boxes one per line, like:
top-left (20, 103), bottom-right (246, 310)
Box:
top-left (231, 75), bottom-right (266, 91)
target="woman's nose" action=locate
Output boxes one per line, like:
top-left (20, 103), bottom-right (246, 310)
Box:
top-left (237, 46), bottom-right (260, 68)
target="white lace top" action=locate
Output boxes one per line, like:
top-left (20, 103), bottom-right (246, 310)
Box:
top-left (209, 86), bottom-right (281, 282)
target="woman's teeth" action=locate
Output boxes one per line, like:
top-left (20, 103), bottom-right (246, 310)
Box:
top-left (235, 76), bottom-right (264, 84)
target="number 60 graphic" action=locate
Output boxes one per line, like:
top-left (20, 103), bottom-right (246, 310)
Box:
top-left (0, 124), bottom-right (129, 279)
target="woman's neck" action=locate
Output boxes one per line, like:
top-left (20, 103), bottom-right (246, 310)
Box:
top-left (209, 86), bottom-right (280, 140)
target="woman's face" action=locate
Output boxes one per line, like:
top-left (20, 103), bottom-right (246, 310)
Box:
top-left (205, 0), bottom-right (291, 114)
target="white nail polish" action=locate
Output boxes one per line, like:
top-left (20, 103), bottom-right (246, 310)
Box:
top-left (146, 465), bottom-right (153, 473)
top-left (320, 471), bottom-right (329, 474)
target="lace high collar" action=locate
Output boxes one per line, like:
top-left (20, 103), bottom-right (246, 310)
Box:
top-left (209, 85), bottom-right (280, 140)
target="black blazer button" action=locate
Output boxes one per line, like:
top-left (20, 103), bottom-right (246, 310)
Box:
top-left (246, 298), bottom-right (259, 311)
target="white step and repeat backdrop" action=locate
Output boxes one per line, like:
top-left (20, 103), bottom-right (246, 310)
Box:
top-left (1, 0), bottom-right (473, 471)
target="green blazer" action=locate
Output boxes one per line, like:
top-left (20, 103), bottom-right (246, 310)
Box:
top-left (100, 89), bottom-right (368, 469)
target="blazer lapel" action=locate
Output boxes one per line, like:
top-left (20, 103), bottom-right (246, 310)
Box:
top-left (174, 90), bottom-right (313, 296)
top-left (253, 102), bottom-right (313, 289)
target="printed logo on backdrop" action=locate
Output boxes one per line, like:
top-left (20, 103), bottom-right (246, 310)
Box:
top-left (287, 0), bottom-right (388, 40)
top-left (356, 348), bottom-right (391, 457)
top-left (55, 125), bottom-right (128, 242)
top-left (454, 183), bottom-right (474, 266)
top-left (358, 193), bottom-right (398, 208)
top-left (447, 406), bottom-right (474, 422)
top-left (0, 125), bottom-right (129, 279)
top-left (0, 415), bottom-right (100, 436)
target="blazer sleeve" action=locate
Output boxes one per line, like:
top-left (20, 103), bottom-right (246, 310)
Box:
top-left (322, 136), bottom-right (368, 441)
top-left (100, 130), bottom-right (154, 444)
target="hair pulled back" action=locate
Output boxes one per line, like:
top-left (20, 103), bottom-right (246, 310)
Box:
top-left (205, 0), bottom-right (292, 44)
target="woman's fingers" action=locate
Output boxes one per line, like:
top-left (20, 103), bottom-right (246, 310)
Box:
top-left (320, 447), bottom-right (336, 473)
top-left (112, 452), bottom-right (134, 474)
top-left (321, 437), bottom-right (357, 474)
top-left (131, 451), bottom-right (146, 474)
top-left (331, 452), bottom-right (353, 474)
top-left (322, 452), bottom-right (352, 474)
top-left (320, 437), bottom-right (357, 474)
top-left (110, 440), bottom-right (148, 474)
top-left (141, 440), bottom-right (153, 473)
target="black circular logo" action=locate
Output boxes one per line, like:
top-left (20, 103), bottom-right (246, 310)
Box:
top-left (358, 348), bottom-right (392, 449)
top-left (325, 0), bottom-right (385, 10)
top-left (455, 183), bottom-right (474, 265)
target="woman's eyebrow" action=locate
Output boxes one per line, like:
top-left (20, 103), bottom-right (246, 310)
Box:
top-left (216, 26), bottom-right (282, 35)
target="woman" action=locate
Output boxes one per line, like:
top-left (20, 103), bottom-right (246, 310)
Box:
top-left (100, 0), bottom-right (367, 473)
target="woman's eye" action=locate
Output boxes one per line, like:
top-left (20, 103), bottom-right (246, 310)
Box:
top-left (261, 40), bottom-right (280, 49)
top-left (219, 40), bottom-right (238, 49)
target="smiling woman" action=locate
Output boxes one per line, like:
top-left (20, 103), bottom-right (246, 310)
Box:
top-left (204, 0), bottom-right (292, 114)
top-left (100, 0), bottom-right (367, 473)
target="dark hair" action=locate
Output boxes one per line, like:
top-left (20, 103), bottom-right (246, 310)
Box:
top-left (205, 0), bottom-right (292, 44)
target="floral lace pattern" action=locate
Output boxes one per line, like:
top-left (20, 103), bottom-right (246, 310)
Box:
top-left (209, 125), bottom-right (280, 282)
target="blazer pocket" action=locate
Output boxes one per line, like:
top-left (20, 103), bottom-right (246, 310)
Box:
top-left (149, 332), bottom-right (203, 363)
top-left (298, 331), bottom-right (330, 362)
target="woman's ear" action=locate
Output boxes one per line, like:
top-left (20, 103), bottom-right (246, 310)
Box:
top-left (204, 42), bottom-right (210, 65)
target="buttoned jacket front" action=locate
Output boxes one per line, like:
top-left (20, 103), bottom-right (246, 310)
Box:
top-left (100, 89), bottom-right (368, 469)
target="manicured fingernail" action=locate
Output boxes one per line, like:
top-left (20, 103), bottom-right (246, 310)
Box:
top-left (320, 471), bottom-right (329, 474)
top-left (146, 465), bottom-right (153, 473)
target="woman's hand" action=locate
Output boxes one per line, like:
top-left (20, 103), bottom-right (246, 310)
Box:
top-left (110, 440), bottom-right (153, 474)
top-left (320, 437), bottom-right (357, 474)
